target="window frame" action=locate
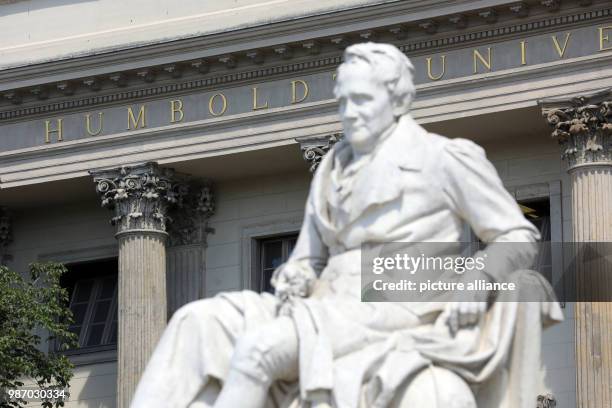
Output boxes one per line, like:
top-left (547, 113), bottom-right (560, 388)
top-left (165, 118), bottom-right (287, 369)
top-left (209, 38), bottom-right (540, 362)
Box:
top-left (510, 180), bottom-right (564, 306)
top-left (39, 245), bottom-right (119, 365)
top-left (256, 234), bottom-right (299, 293)
top-left (63, 271), bottom-right (118, 355)
top-left (240, 217), bottom-right (302, 292)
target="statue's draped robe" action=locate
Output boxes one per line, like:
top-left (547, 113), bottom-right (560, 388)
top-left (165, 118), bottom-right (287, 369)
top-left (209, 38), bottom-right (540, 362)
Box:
top-left (279, 115), bottom-right (562, 407)
top-left (134, 114), bottom-right (563, 408)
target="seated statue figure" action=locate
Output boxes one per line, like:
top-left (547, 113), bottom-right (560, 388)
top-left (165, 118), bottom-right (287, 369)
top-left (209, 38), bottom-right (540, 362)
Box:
top-left (131, 43), bottom-right (563, 408)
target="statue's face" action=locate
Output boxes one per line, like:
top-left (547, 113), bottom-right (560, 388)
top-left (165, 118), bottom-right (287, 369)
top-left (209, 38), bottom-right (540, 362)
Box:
top-left (336, 60), bottom-right (396, 154)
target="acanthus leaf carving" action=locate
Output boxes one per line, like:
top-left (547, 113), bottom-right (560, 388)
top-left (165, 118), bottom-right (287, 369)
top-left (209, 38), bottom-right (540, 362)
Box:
top-left (542, 90), bottom-right (612, 169)
top-left (167, 180), bottom-right (215, 247)
top-left (91, 162), bottom-right (187, 235)
top-left (297, 133), bottom-right (344, 173)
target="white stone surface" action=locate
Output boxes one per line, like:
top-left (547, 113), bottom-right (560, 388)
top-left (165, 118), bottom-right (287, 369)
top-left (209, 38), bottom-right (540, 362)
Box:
top-left (0, 0), bottom-right (383, 68)
top-left (131, 43), bottom-right (562, 408)
top-left (1, 42), bottom-right (582, 407)
top-left (4, 154), bottom-right (577, 407)
top-left (0, 0), bottom-right (525, 70)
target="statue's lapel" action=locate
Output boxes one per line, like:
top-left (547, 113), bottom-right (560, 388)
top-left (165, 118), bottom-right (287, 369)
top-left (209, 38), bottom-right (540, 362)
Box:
top-left (346, 115), bottom-right (427, 226)
top-left (310, 146), bottom-right (339, 237)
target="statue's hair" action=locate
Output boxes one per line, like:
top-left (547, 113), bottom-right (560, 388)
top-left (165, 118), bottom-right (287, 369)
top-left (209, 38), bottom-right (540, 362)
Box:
top-left (334, 42), bottom-right (415, 117)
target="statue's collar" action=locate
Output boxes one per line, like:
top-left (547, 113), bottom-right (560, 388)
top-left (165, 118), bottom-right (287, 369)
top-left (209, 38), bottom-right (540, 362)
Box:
top-left (311, 114), bottom-right (429, 232)
top-left (388, 114), bottom-right (427, 171)
top-left (334, 114), bottom-right (427, 172)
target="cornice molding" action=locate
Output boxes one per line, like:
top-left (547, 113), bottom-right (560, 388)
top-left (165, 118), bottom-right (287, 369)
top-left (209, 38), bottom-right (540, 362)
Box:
top-left (399, 6), bottom-right (610, 53)
top-left (0, 56), bottom-right (341, 121)
top-left (0, 1), bottom-right (609, 121)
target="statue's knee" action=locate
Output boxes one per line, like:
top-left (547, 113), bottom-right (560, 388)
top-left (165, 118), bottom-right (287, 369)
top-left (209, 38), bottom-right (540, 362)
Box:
top-left (232, 328), bottom-right (270, 362)
top-left (231, 329), bottom-right (269, 378)
top-left (231, 327), bottom-right (294, 382)
top-left (391, 366), bottom-right (476, 408)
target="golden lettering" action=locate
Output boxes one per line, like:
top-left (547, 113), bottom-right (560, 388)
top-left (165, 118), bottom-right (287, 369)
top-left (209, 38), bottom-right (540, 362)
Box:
top-left (127, 105), bottom-right (147, 130)
top-left (44, 119), bottom-right (63, 143)
top-left (170, 99), bottom-right (184, 123)
top-left (252, 87), bottom-right (269, 110)
top-left (85, 112), bottom-right (104, 136)
top-left (551, 32), bottom-right (571, 58)
top-left (426, 55), bottom-right (446, 80)
top-left (208, 93), bottom-right (228, 116)
top-left (291, 80), bottom-right (310, 104)
top-left (599, 26), bottom-right (612, 51)
top-left (520, 41), bottom-right (527, 65)
top-left (332, 72), bottom-right (337, 81)
top-left (473, 48), bottom-right (492, 73)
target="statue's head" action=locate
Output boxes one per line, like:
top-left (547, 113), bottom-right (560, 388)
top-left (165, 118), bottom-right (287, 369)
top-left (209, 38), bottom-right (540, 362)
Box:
top-left (334, 43), bottom-right (415, 154)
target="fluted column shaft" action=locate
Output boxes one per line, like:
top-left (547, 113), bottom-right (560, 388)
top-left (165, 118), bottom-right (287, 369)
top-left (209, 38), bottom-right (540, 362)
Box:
top-left (571, 166), bottom-right (612, 408)
top-left (571, 166), bottom-right (612, 243)
top-left (542, 90), bottom-right (612, 408)
top-left (91, 162), bottom-right (186, 408)
top-left (117, 231), bottom-right (167, 408)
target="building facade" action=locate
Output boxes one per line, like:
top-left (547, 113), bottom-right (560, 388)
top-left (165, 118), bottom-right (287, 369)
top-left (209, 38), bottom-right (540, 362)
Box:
top-left (1, 0), bottom-right (611, 407)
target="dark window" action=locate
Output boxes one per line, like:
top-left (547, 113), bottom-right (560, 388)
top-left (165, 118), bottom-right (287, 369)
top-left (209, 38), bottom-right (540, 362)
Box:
top-left (519, 198), bottom-right (552, 281)
top-left (60, 258), bottom-right (118, 353)
top-left (256, 234), bottom-right (298, 293)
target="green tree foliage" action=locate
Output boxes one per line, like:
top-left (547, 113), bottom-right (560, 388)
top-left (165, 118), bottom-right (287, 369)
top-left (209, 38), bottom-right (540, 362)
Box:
top-left (0, 263), bottom-right (78, 408)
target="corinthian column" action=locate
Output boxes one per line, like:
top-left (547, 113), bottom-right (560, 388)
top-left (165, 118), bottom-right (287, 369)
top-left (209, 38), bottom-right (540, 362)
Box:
top-left (542, 89), bottom-right (612, 408)
top-left (91, 163), bottom-right (186, 408)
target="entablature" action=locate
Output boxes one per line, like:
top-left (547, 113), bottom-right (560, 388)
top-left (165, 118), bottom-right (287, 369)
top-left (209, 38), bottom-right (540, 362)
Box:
top-left (0, 0), bottom-right (611, 190)
top-left (0, 0), bottom-right (609, 110)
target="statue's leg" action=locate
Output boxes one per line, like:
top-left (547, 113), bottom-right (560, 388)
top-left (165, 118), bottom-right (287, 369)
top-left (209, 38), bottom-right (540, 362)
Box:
top-left (132, 293), bottom-right (277, 407)
top-left (213, 316), bottom-right (299, 408)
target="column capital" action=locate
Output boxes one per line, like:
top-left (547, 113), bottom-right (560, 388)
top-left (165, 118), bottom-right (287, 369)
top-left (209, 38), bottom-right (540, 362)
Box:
top-left (167, 180), bottom-right (215, 246)
top-left (537, 394), bottom-right (556, 408)
top-left (296, 133), bottom-right (344, 173)
top-left (540, 88), bottom-right (612, 170)
top-left (90, 162), bottom-right (187, 237)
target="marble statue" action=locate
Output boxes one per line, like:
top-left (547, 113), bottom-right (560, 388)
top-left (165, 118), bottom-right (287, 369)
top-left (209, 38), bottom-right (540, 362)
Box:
top-left (131, 43), bottom-right (563, 408)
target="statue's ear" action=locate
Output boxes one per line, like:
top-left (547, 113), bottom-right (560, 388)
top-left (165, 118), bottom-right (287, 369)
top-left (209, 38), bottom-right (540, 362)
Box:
top-left (388, 77), bottom-right (413, 117)
top-left (392, 96), bottom-right (409, 117)
top-left (392, 99), bottom-right (405, 117)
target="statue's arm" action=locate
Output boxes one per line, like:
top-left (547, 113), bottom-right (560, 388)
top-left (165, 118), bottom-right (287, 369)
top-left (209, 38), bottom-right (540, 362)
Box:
top-left (286, 198), bottom-right (330, 275)
top-left (271, 171), bottom-right (329, 304)
top-left (441, 138), bottom-right (541, 283)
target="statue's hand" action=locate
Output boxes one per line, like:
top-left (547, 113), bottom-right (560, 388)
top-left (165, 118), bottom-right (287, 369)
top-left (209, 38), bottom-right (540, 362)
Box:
top-left (271, 262), bottom-right (317, 316)
top-left (445, 301), bottom-right (487, 334)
